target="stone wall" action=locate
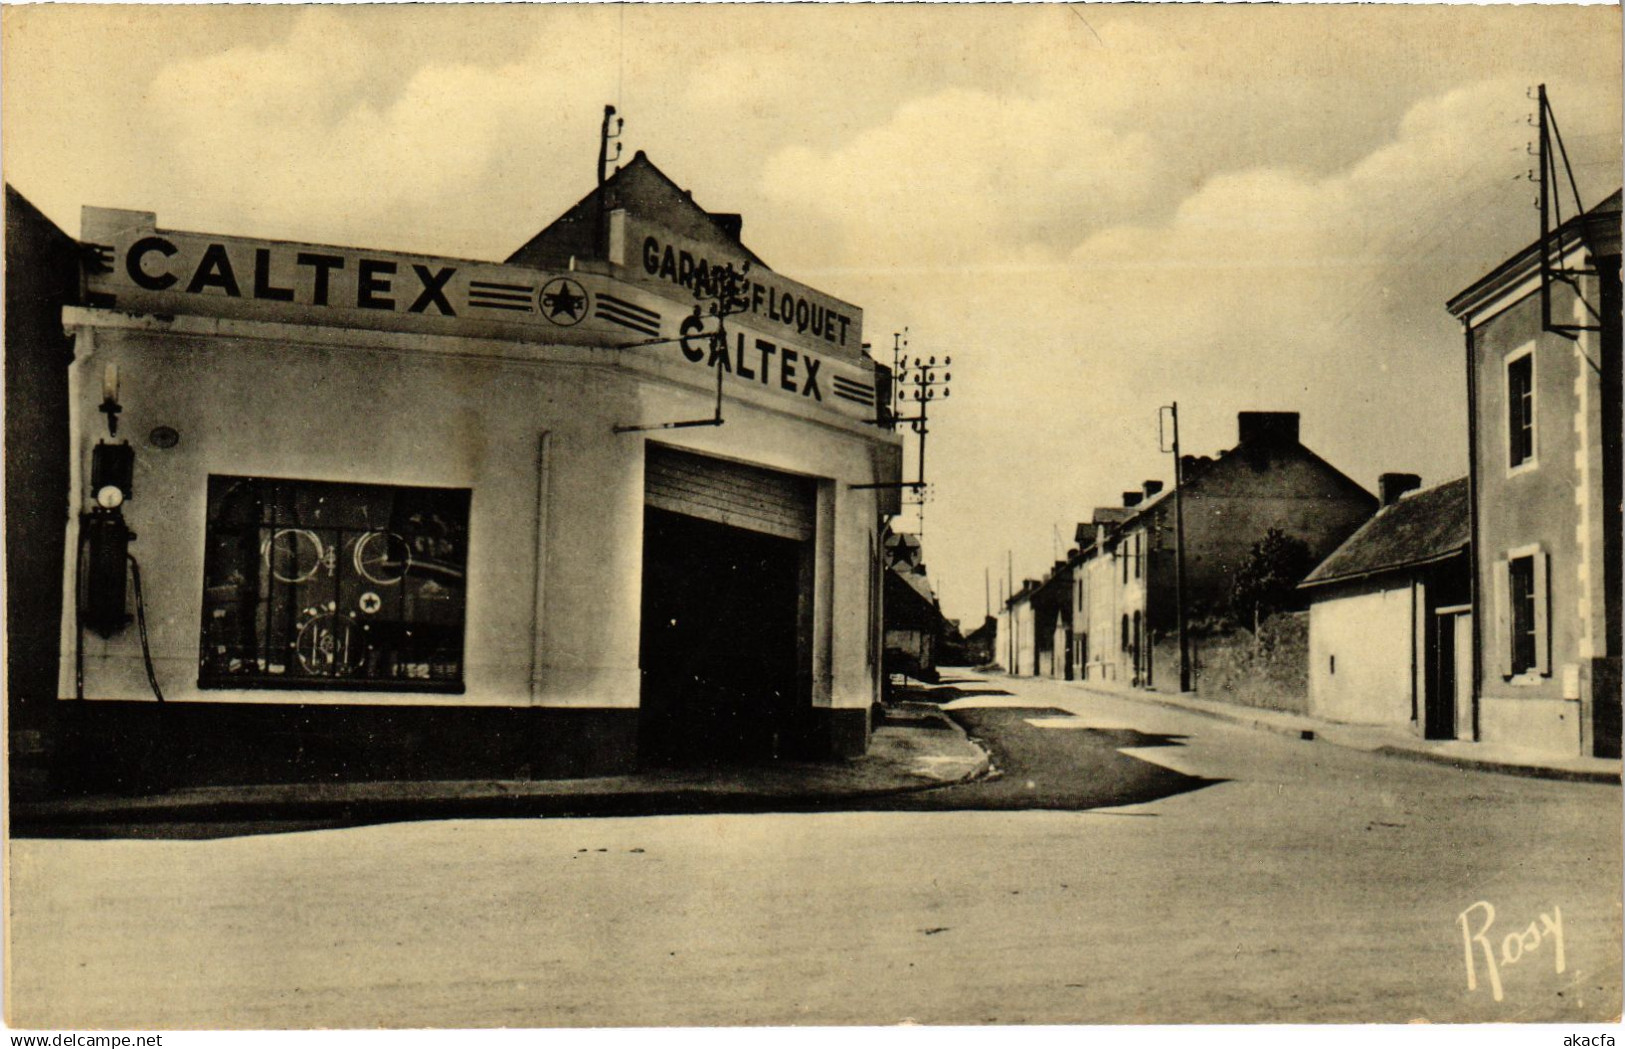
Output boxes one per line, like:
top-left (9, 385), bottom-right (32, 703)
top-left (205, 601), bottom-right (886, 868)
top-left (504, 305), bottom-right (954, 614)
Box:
top-left (1189, 613), bottom-right (1310, 714)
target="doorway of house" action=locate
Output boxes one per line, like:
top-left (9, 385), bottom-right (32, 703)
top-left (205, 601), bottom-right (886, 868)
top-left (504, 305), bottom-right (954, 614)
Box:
top-left (1428, 608), bottom-right (1470, 740)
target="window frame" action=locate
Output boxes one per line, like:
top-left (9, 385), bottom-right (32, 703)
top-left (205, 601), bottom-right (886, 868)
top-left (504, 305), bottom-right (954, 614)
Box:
top-left (1494, 543), bottom-right (1550, 683)
top-left (1508, 554), bottom-right (1538, 675)
top-left (1504, 343), bottom-right (1538, 476)
top-left (196, 474), bottom-right (472, 694)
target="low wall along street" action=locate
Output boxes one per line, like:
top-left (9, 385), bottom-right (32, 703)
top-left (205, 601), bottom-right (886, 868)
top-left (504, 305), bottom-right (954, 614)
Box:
top-left (1190, 613), bottom-right (1311, 714)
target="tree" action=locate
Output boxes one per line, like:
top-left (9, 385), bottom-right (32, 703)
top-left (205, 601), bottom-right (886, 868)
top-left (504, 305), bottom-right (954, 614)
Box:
top-left (1229, 528), bottom-right (1315, 631)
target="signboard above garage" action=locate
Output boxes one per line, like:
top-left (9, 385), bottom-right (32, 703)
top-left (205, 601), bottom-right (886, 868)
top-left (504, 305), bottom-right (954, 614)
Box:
top-left (78, 206), bottom-right (884, 428)
top-left (608, 213), bottom-right (864, 365)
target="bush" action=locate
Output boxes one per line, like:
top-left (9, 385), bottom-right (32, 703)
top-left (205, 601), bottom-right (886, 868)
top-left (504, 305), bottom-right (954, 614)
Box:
top-left (1229, 528), bottom-right (1315, 628)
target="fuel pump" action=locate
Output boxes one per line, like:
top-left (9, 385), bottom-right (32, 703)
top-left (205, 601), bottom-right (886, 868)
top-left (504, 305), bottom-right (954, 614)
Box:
top-left (82, 440), bottom-right (135, 638)
top-left (76, 363), bottom-right (165, 702)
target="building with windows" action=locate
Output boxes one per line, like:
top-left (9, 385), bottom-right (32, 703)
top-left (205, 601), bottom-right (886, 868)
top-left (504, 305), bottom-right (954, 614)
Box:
top-left (29, 152), bottom-right (902, 790)
top-left (997, 577), bottom-right (1040, 676)
top-left (1445, 190), bottom-right (1621, 758)
top-left (1300, 475), bottom-right (1471, 736)
top-left (1070, 505), bottom-right (1137, 685)
top-left (1065, 412), bottom-right (1377, 691)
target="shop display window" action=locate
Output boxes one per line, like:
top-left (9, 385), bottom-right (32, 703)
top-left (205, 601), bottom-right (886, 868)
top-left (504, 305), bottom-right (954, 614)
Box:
top-left (199, 476), bottom-right (470, 691)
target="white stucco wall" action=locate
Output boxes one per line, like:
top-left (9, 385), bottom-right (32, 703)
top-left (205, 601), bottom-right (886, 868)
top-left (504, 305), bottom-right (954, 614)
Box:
top-left (59, 310), bottom-right (897, 713)
top-left (1307, 584), bottom-right (1414, 726)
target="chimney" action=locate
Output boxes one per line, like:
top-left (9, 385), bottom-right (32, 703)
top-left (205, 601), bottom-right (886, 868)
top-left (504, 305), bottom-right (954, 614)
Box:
top-left (1123, 491), bottom-right (1144, 508)
top-left (1143, 480), bottom-right (1164, 498)
top-left (1379, 472), bottom-right (1422, 507)
top-left (1237, 412), bottom-right (1301, 447)
top-left (710, 213), bottom-right (744, 240)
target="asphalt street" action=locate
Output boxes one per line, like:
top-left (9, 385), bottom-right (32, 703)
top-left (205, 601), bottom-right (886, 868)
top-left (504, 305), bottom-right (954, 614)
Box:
top-left (8, 671), bottom-right (1620, 1027)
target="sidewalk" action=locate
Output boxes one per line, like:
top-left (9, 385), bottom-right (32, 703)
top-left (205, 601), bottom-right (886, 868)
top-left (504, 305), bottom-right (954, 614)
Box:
top-left (10, 703), bottom-right (989, 838)
top-left (1060, 675), bottom-right (1622, 785)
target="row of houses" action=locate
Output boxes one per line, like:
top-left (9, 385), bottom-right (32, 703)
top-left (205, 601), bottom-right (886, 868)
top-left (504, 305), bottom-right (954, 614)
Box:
top-left (998, 411), bottom-right (1377, 688)
top-left (1001, 190), bottom-right (1621, 761)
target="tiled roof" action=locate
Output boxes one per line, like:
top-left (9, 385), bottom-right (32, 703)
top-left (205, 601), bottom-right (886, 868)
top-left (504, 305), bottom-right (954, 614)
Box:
top-left (1301, 477), bottom-right (1469, 588)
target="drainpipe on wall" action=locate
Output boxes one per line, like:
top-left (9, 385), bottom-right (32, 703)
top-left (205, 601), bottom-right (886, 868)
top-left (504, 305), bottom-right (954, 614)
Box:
top-left (1463, 317), bottom-right (1483, 742)
top-left (1409, 578), bottom-right (1419, 727)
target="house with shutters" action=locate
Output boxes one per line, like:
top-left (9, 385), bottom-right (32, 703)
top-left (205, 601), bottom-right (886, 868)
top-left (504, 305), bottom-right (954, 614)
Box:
top-left (1445, 189), bottom-right (1621, 758)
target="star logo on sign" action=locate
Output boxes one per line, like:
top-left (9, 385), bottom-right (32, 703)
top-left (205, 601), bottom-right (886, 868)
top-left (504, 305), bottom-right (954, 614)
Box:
top-left (540, 277), bottom-right (588, 326)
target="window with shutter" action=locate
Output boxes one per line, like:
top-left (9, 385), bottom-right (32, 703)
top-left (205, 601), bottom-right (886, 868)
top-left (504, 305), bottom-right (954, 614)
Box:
top-left (1492, 557), bottom-right (1509, 679)
top-left (1509, 555), bottom-right (1537, 674)
top-left (1533, 550), bottom-right (1551, 676)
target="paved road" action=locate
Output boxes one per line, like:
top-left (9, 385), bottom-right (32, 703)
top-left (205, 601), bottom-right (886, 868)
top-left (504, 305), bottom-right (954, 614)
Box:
top-left (9, 672), bottom-right (1620, 1027)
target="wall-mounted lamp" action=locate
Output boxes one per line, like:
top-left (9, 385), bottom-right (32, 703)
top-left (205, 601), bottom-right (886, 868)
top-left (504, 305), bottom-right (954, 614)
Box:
top-left (98, 363), bottom-right (122, 436)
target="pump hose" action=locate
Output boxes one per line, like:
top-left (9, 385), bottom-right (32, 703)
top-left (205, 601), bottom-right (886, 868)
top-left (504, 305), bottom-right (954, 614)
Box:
top-left (127, 554), bottom-right (165, 703)
top-left (73, 521), bottom-right (87, 700)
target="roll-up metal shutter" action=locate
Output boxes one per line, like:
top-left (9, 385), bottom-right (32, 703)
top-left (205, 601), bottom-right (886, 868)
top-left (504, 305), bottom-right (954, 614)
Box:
top-left (645, 445), bottom-right (815, 542)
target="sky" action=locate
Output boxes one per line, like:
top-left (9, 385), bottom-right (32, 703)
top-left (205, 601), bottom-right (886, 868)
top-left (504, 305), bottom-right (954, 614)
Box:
top-left (4, 3), bottom-right (1620, 627)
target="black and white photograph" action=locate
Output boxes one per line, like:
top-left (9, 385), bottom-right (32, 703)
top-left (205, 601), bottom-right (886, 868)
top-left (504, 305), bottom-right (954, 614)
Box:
top-left (2, 1), bottom-right (1621, 1037)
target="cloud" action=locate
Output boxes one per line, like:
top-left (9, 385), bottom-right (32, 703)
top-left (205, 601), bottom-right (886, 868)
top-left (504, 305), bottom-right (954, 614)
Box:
top-left (132, 11), bottom-right (623, 254)
top-left (758, 86), bottom-right (1158, 273)
top-left (760, 71), bottom-right (1617, 621)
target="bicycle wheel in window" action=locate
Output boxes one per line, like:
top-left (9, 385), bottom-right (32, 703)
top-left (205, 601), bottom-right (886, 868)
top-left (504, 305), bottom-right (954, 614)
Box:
top-left (353, 530), bottom-right (412, 585)
top-left (263, 528), bottom-right (325, 584)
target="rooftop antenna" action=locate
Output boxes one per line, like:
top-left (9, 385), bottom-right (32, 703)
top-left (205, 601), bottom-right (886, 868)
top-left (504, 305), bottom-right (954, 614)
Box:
top-left (596, 105), bottom-right (624, 260)
top-left (598, 104), bottom-right (623, 187)
top-left (1531, 84), bottom-right (1604, 354)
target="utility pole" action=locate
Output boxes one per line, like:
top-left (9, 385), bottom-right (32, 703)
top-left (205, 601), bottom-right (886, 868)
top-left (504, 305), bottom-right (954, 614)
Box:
top-left (891, 335), bottom-right (951, 537)
top-left (1007, 549), bottom-right (1015, 673)
top-left (1160, 402), bottom-right (1192, 692)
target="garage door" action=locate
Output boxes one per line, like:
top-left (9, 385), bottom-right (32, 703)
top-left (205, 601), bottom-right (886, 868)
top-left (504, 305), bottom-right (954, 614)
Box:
top-left (644, 445), bottom-right (815, 542)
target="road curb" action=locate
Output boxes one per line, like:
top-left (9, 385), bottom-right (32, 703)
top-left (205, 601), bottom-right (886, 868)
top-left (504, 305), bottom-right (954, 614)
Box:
top-left (1071, 682), bottom-right (1313, 740)
top-left (876, 701), bottom-right (994, 784)
top-left (1063, 679), bottom-right (1622, 784)
top-left (935, 708), bottom-right (994, 783)
top-left (12, 710), bottom-right (995, 838)
top-left (1369, 745), bottom-right (1623, 785)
